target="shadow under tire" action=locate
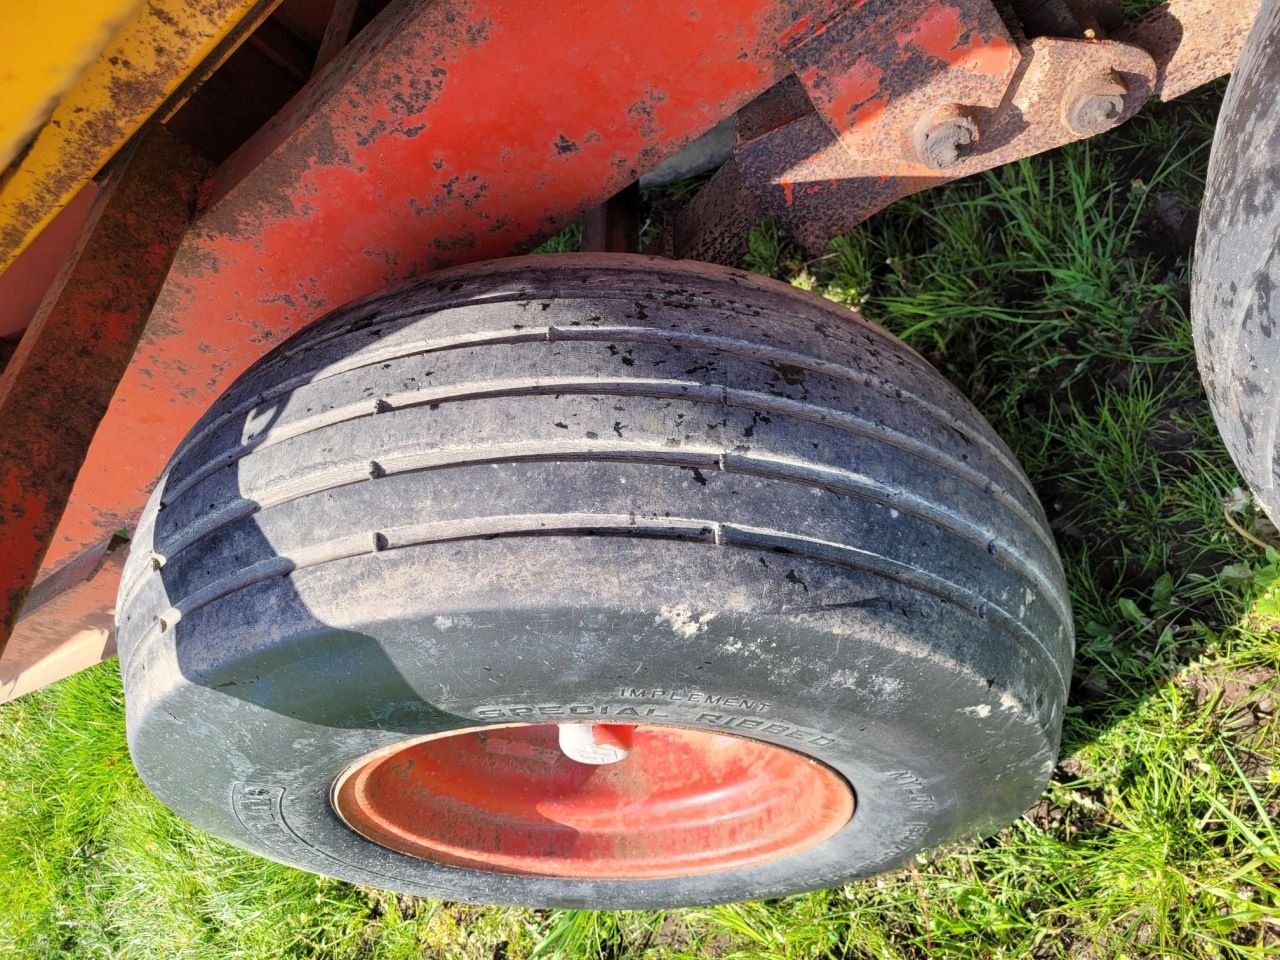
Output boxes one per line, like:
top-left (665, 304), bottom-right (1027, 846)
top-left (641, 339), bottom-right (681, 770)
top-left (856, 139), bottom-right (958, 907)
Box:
top-left (117, 254), bottom-right (1071, 908)
top-left (1193, 0), bottom-right (1280, 525)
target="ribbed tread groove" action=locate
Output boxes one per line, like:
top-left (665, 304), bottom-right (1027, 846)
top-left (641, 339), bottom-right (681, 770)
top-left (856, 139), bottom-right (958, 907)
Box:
top-left (122, 443), bottom-right (1067, 629)
top-left (174, 322), bottom-right (995, 489)
top-left (256, 280), bottom-right (939, 381)
top-left (124, 512), bottom-right (1067, 693)
top-left (156, 376), bottom-right (1047, 544)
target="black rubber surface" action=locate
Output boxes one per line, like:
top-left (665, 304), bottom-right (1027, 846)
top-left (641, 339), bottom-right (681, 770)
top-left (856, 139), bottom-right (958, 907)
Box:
top-left (117, 254), bottom-right (1072, 908)
top-left (1194, 0), bottom-right (1280, 525)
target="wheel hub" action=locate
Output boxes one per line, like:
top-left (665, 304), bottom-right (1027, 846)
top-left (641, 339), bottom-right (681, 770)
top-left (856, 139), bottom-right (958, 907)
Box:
top-left (331, 723), bottom-right (853, 879)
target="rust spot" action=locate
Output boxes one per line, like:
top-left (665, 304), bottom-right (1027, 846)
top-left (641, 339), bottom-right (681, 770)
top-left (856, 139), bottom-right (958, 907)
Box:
top-left (1114, 0), bottom-right (1259, 101)
top-left (894, 4), bottom-right (1016, 77)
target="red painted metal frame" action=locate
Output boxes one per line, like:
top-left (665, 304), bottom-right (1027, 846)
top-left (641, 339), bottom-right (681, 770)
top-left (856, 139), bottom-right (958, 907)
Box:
top-left (40, 0), bottom-right (837, 579)
top-left (0, 0), bottom-right (1263, 693)
top-left (0, 129), bottom-right (207, 658)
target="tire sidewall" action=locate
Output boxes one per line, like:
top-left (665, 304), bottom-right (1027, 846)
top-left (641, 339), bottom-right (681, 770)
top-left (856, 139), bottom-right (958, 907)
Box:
top-left (130, 580), bottom-right (1059, 909)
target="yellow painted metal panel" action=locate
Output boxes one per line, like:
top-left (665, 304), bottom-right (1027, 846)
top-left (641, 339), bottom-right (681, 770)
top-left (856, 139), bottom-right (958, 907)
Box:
top-left (0, 0), bottom-right (144, 170)
top-left (0, 0), bottom-right (271, 273)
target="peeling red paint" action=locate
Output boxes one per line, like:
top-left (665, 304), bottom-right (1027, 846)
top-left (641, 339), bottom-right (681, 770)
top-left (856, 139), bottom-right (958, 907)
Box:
top-left (895, 4), bottom-right (965, 57)
top-left (895, 3), bottom-right (1014, 77)
top-left (962, 33), bottom-right (1016, 78)
top-left (818, 55), bottom-right (884, 129)
top-left (848, 92), bottom-right (890, 130)
top-left (778, 13), bottom-right (814, 47)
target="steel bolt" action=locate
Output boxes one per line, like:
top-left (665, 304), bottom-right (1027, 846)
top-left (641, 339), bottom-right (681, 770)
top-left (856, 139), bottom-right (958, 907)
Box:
top-left (913, 104), bottom-right (979, 170)
top-left (1064, 72), bottom-right (1129, 136)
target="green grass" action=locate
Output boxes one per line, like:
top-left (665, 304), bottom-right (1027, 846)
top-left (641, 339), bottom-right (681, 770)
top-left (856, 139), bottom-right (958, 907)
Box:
top-left (4, 84), bottom-right (1279, 958)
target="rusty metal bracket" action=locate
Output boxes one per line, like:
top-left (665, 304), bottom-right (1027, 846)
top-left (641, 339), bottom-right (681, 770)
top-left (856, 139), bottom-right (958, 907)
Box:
top-left (678, 0), bottom-right (1263, 260)
top-left (785, 0), bottom-right (1020, 175)
top-left (1114, 0), bottom-right (1261, 101)
top-left (758, 35), bottom-right (1155, 251)
top-left (680, 0), bottom-right (1159, 257)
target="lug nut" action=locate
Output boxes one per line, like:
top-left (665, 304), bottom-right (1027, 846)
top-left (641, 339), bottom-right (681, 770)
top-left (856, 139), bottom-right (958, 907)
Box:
top-left (913, 104), bottom-right (979, 170)
top-left (1064, 71), bottom-right (1128, 136)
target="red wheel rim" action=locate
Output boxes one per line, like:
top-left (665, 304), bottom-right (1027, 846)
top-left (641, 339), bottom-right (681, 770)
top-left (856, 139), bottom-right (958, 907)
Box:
top-left (332, 723), bottom-right (854, 879)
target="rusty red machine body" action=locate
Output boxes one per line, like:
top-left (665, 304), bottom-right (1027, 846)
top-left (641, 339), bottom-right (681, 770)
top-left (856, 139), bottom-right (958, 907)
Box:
top-left (0, 0), bottom-right (1259, 700)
